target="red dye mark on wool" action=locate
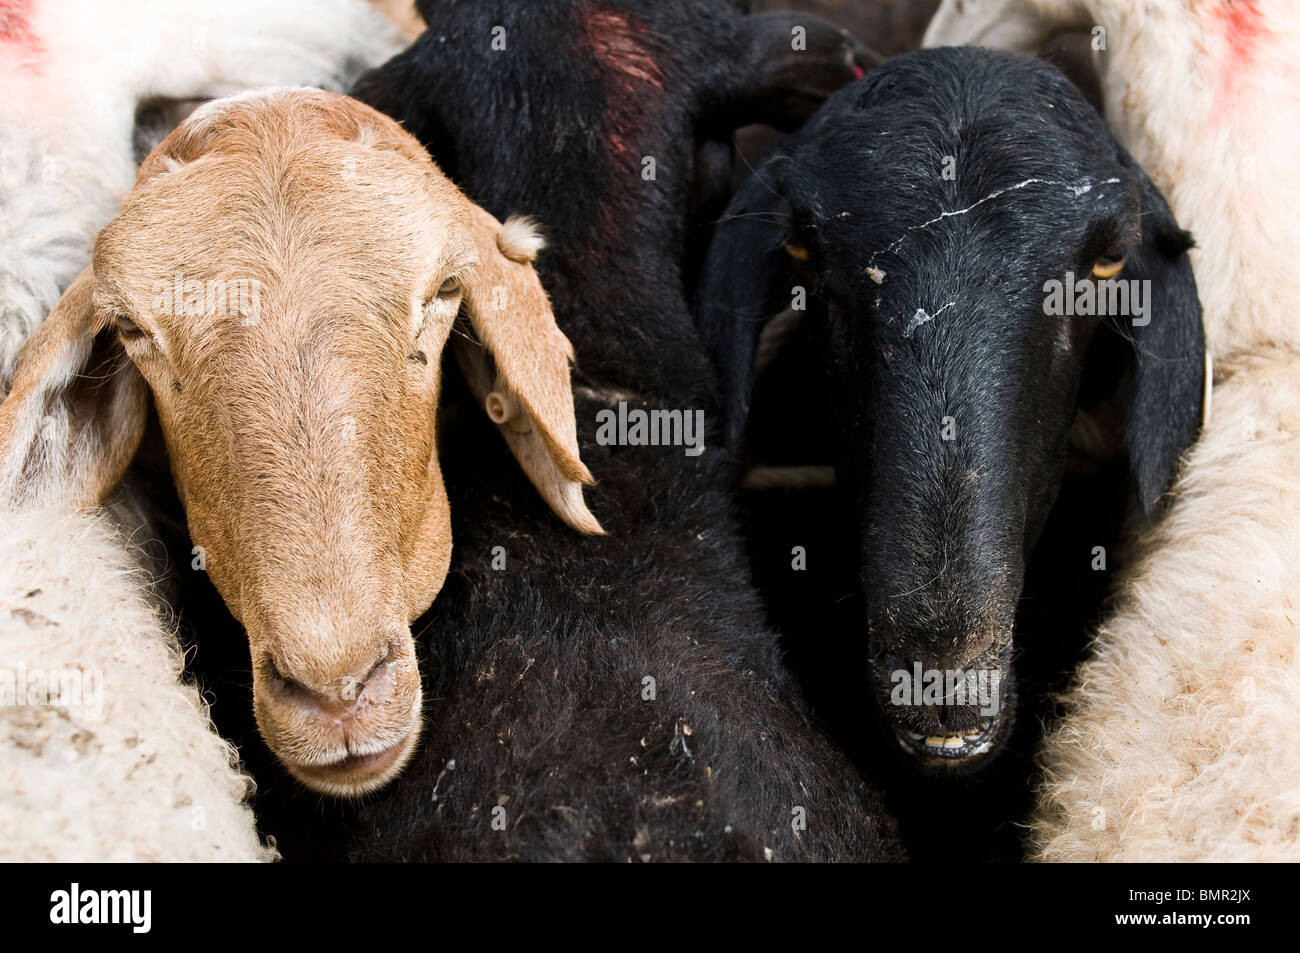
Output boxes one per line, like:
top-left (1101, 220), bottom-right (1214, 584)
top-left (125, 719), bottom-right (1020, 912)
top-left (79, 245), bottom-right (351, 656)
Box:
top-left (1205, 0), bottom-right (1268, 123)
top-left (0, 0), bottom-right (45, 70)
top-left (1214, 0), bottom-right (1266, 66)
top-left (580, 7), bottom-right (665, 168)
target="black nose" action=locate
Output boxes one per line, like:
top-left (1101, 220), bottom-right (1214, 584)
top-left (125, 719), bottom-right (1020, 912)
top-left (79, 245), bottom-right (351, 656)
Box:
top-left (873, 652), bottom-right (1009, 730)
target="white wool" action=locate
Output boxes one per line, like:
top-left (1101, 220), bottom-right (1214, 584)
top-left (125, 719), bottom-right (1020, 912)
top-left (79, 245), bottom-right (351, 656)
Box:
top-left (0, 507), bottom-right (275, 861)
top-left (1030, 354), bottom-right (1300, 861)
top-left (0, 0), bottom-right (405, 391)
top-left (926, 0), bottom-right (1300, 860)
top-left (0, 120), bottom-right (135, 390)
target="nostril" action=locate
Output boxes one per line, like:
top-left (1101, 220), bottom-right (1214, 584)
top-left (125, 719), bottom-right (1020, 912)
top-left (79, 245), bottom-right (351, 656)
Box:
top-left (259, 639), bottom-right (406, 719)
top-left (262, 654), bottom-right (324, 706)
top-left (363, 643), bottom-right (398, 684)
top-left (346, 644), bottom-right (399, 703)
top-left (261, 652), bottom-right (291, 690)
top-left (260, 652), bottom-right (354, 715)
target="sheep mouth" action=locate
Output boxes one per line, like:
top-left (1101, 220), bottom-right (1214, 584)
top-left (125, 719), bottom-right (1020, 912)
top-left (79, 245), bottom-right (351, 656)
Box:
top-left (285, 731), bottom-right (418, 797)
top-left (869, 646), bottom-right (1014, 767)
top-left (895, 712), bottom-right (1003, 761)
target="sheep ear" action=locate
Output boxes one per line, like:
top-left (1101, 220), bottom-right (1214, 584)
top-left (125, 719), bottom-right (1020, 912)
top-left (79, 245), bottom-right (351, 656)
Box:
top-left (1115, 152), bottom-right (1207, 516)
top-left (693, 164), bottom-right (795, 456)
top-left (0, 267), bottom-right (148, 510)
top-left (452, 205), bottom-right (604, 535)
top-left (724, 11), bottom-right (868, 130)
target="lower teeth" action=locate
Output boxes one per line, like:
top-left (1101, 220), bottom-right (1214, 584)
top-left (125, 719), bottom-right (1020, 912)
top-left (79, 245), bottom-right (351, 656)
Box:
top-left (910, 722), bottom-right (992, 750)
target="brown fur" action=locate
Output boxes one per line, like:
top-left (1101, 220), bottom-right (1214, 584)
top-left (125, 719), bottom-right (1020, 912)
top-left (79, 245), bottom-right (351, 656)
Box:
top-left (0, 87), bottom-right (599, 797)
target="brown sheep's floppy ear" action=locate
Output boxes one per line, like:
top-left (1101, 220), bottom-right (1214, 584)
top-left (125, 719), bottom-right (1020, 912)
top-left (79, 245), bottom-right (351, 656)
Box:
top-left (452, 204), bottom-right (604, 535)
top-left (0, 266), bottom-right (148, 510)
top-left (1113, 148), bottom-right (1207, 516)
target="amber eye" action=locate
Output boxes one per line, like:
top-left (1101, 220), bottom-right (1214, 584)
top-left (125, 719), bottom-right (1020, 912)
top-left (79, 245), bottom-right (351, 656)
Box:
top-left (1092, 255), bottom-right (1126, 279)
top-left (784, 243), bottom-right (810, 262)
top-left (437, 275), bottom-right (462, 298)
top-left (114, 312), bottom-right (146, 340)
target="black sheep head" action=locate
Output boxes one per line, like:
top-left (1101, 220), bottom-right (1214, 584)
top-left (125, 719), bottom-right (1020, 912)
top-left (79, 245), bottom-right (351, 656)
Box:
top-left (353, 0), bottom-right (871, 405)
top-left (695, 47), bottom-right (1206, 771)
top-left (356, 0), bottom-right (869, 214)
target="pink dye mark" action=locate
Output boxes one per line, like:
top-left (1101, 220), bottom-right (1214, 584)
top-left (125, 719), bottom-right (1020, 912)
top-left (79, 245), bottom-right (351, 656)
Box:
top-left (0, 0), bottom-right (44, 71)
top-left (1205, 0), bottom-right (1268, 124)
top-left (580, 7), bottom-right (665, 167)
top-left (851, 64), bottom-right (865, 80)
top-left (1215, 0), bottom-right (1266, 64)
top-left (583, 8), bottom-right (664, 91)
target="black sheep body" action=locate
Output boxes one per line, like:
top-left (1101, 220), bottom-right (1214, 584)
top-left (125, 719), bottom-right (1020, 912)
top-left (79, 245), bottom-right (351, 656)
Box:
top-left (338, 0), bottom-right (902, 861)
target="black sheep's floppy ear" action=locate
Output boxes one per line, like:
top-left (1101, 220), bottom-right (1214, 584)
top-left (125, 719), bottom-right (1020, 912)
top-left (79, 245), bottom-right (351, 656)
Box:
top-left (1114, 149), bottom-right (1207, 515)
top-left (723, 11), bottom-right (870, 130)
top-left (694, 162), bottom-right (797, 455)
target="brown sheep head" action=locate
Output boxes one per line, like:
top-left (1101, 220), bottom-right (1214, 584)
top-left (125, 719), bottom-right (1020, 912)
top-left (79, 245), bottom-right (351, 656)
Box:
top-left (0, 87), bottom-right (602, 796)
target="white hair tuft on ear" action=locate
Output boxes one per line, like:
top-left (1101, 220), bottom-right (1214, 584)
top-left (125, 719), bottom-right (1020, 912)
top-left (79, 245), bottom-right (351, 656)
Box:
top-left (497, 215), bottom-right (546, 263)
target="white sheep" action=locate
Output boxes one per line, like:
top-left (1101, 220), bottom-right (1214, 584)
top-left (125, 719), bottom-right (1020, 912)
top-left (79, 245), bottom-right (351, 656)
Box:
top-left (926, 0), bottom-right (1300, 860)
top-left (0, 0), bottom-right (404, 392)
top-left (0, 507), bottom-right (276, 861)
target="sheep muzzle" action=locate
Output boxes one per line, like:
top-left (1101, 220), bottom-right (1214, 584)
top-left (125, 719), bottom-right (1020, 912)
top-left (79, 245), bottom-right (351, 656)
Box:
top-left (869, 640), bottom-right (1015, 771)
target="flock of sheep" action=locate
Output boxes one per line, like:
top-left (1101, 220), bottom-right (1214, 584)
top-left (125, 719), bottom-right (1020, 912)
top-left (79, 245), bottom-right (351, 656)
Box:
top-left (0, 0), bottom-right (1295, 862)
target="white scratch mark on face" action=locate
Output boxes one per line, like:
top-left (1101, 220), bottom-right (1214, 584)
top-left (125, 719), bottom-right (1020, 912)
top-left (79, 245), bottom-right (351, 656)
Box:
top-left (1070, 177), bottom-right (1120, 197)
top-left (905, 308), bottom-right (932, 336)
top-left (869, 177), bottom-right (1124, 268)
top-left (903, 299), bottom-right (956, 337)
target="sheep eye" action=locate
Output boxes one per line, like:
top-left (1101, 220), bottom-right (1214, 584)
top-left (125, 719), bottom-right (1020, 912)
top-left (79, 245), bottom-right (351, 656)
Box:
top-left (114, 313), bottom-right (145, 340)
top-left (784, 243), bottom-right (810, 262)
top-left (1092, 255), bottom-right (1126, 279)
top-left (437, 275), bottom-right (462, 298)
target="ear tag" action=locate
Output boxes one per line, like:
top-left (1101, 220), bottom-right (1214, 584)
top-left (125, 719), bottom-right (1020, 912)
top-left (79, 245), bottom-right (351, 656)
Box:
top-left (484, 390), bottom-right (514, 423)
top-left (485, 389), bottom-right (532, 434)
top-left (784, 243), bottom-right (809, 262)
